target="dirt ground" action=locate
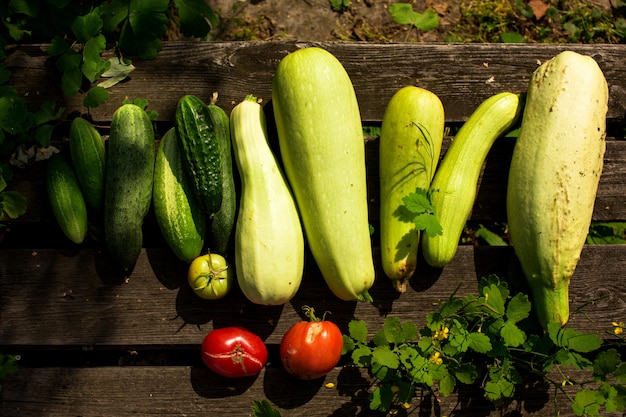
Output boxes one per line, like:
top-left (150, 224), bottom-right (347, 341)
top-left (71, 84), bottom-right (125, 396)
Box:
top-left (205, 0), bottom-right (462, 42)
top-left (201, 0), bottom-right (616, 43)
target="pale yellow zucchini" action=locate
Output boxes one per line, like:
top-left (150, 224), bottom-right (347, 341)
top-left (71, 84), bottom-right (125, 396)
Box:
top-left (507, 51), bottom-right (608, 328)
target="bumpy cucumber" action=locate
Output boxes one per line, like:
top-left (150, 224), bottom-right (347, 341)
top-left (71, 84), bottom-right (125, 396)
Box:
top-left (272, 47), bottom-right (375, 302)
top-left (46, 152), bottom-right (88, 244)
top-left (421, 92), bottom-right (523, 268)
top-left (69, 117), bottom-right (106, 211)
top-left (507, 51), bottom-right (608, 328)
top-left (175, 95), bottom-right (223, 217)
top-left (104, 103), bottom-right (155, 271)
top-left (206, 95), bottom-right (237, 256)
top-left (379, 86), bottom-right (444, 292)
top-left (153, 127), bottom-right (206, 263)
top-left (230, 95), bottom-right (304, 306)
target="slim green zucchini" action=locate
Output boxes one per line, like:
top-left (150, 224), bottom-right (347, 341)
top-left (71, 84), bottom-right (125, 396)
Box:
top-left (422, 92), bottom-right (523, 268)
top-left (175, 95), bottom-right (223, 217)
top-left (206, 94), bottom-right (237, 256)
top-left (231, 95), bottom-right (304, 306)
top-left (69, 117), bottom-right (106, 211)
top-left (153, 127), bottom-right (206, 263)
top-left (379, 86), bottom-right (444, 292)
top-left (272, 47), bottom-right (375, 302)
top-left (46, 152), bottom-right (88, 244)
top-left (507, 51), bottom-right (608, 328)
top-left (104, 103), bottom-right (155, 271)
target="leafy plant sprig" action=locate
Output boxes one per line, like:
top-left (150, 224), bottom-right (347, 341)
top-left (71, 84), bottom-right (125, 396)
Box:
top-left (342, 275), bottom-right (626, 416)
top-left (402, 187), bottom-right (442, 238)
top-left (389, 2), bottom-right (440, 41)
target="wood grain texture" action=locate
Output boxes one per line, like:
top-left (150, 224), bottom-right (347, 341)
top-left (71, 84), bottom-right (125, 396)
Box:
top-left (2, 42), bottom-right (626, 417)
top-left (1, 365), bottom-right (622, 417)
top-left (5, 42), bottom-right (626, 123)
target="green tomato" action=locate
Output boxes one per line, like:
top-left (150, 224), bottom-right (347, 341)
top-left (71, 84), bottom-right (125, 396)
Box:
top-left (188, 252), bottom-right (234, 300)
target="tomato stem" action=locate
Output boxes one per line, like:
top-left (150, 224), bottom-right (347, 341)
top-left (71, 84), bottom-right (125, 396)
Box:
top-left (303, 305), bottom-right (331, 322)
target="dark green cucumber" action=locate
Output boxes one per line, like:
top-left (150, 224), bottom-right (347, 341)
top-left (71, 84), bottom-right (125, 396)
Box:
top-left (175, 95), bottom-right (223, 217)
top-left (104, 103), bottom-right (155, 271)
top-left (69, 117), bottom-right (106, 211)
top-left (153, 127), bottom-right (206, 263)
top-left (46, 152), bottom-right (88, 244)
top-left (206, 98), bottom-right (237, 255)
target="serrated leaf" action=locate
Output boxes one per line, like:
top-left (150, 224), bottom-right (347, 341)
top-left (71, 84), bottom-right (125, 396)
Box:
top-left (372, 345), bottom-right (399, 369)
top-left (173, 0), bottom-right (218, 38)
top-left (56, 51), bottom-right (83, 96)
top-left (439, 373), bottom-right (456, 396)
top-left (389, 3), bottom-right (439, 31)
top-left (71, 11), bottom-right (103, 43)
top-left (572, 389), bottom-right (602, 416)
top-left (505, 293), bottom-right (531, 323)
top-left (351, 345), bottom-right (372, 366)
top-left (615, 363), bottom-right (626, 383)
top-left (35, 124), bottom-right (54, 147)
top-left (500, 321), bottom-right (526, 347)
top-left (348, 319), bottom-right (368, 344)
top-left (483, 284), bottom-right (505, 316)
top-left (383, 316), bottom-right (405, 344)
top-left (453, 363), bottom-right (479, 384)
top-left (341, 334), bottom-right (355, 355)
top-left (602, 383), bottom-right (626, 412)
top-left (550, 325), bottom-right (603, 353)
top-left (0, 190), bottom-right (27, 219)
top-left (83, 86), bottom-right (109, 108)
top-left (467, 332), bottom-right (492, 353)
top-left (252, 399), bottom-right (281, 417)
top-left (593, 349), bottom-right (622, 380)
top-left (82, 34), bottom-right (109, 82)
top-left (48, 36), bottom-right (71, 57)
top-left (99, 0), bottom-right (130, 33)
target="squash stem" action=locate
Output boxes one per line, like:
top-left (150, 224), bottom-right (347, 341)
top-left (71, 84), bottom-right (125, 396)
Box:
top-left (530, 281), bottom-right (570, 329)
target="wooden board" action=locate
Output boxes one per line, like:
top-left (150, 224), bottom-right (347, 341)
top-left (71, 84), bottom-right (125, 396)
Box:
top-left (2, 41), bottom-right (626, 417)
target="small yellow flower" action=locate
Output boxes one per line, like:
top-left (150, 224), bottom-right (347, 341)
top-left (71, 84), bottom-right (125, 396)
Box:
top-left (612, 321), bottom-right (624, 335)
top-left (430, 351), bottom-right (443, 365)
top-left (402, 402), bottom-right (411, 409)
top-left (434, 326), bottom-right (450, 340)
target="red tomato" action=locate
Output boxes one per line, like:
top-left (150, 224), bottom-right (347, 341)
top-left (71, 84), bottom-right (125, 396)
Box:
top-left (280, 309), bottom-right (343, 380)
top-left (201, 327), bottom-right (268, 378)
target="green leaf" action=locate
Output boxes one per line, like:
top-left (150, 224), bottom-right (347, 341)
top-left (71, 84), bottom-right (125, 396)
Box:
top-left (587, 222), bottom-right (626, 244)
top-left (99, 0), bottom-right (130, 33)
top-left (500, 32), bottom-right (526, 43)
top-left (348, 319), bottom-right (368, 344)
top-left (47, 36), bottom-right (71, 57)
top-left (372, 345), bottom-right (400, 370)
top-left (439, 373), bottom-right (456, 396)
top-left (341, 334), bottom-right (355, 355)
top-left (252, 399), bottom-right (282, 417)
top-left (505, 293), bottom-right (531, 323)
top-left (56, 50), bottom-right (83, 96)
top-left (601, 383), bottom-right (626, 413)
top-left (467, 332), bottom-right (492, 353)
top-left (389, 3), bottom-right (439, 32)
top-left (81, 34), bottom-right (110, 82)
top-left (35, 123), bottom-right (54, 147)
top-left (382, 316), bottom-right (416, 344)
top-left (548, 323), bottom-right (603, 353)
top-left (0, 190), bottom-right (27, 219)
top-left (475, 224), bottom-right (508, 246)
top-left (483, 284), bottom-right (505, 316)
top-left (71, 10), bottom-right (103, 43)
top-left (351, 345), bottom-right (372, 366)
top-left (402, 188), bottom-right (442, 237)
top-left (172, 0), bottom-right (218, 38)
top-left (572, 389), bottom-right (602, 416)
top-left (453, 363), bottom-right (479, 384)
top-left (329, 0), bottom-right (351, 13)
top-left (593, 349), bottom-right (622, 380)
top-left (500, 321), bottom-right (526, 347)
top-left (83, 86), bottom-right (109, 108)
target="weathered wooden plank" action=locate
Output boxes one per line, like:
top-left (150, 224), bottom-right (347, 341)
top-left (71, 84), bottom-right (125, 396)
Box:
top-left (1, 245), bottom-right (624, 347)
top-left (0, 365), bottom-right (618, 417)
top-left (6, 42), bottom-right (626, 123)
